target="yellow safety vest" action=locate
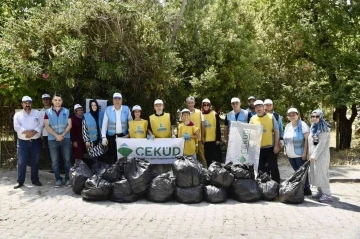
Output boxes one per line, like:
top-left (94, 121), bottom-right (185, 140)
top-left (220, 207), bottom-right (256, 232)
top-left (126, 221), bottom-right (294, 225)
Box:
top-left (203, 111), bottom-right (216, 142)
top-left (250, 114), bottom-right (274, 147)
top-left (129, 120), bottom-right (148, 138)
top-left (189, 109), bottom-right (202, 135)
top-left (178, 123), bottom-right (199, 155)
top-left (149, 113), bottom-right (171, 138)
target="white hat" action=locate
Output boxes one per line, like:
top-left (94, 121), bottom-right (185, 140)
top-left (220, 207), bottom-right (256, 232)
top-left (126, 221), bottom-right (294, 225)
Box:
top-left (287, 107), bottom-right (299, 114)
top-left (42, 94), bottom-right (51, 99)
top-left (231, 97), bottom-right (240, 103)
top-left (186, 96), bottom-right (195, 102)
top-left (264, 99), bottom-right (273, 105)
top-left (132, 105), bottom-right (142, 111)
top-left (248, 96), bottom-right (256, 101)
top-left (113, 93), bottom-right (122, 98)
top-left (254, 100), bottom-right (264, 106)
top-left (74, 104), bottom-right (82, 110)
top-left (181, 108), bottom-right (190, 114)
top-left (154, 99), bottom-right (164, 105)
top-left (22, 96), bottom-right (32, 102)
top-left (202, 98), bottom-right (211, 104)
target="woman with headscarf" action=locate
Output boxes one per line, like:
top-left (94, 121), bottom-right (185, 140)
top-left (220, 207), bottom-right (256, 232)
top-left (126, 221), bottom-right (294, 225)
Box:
top-left (82, 100), bottom-right (106, 161)
top-left (283, 107), bottom-right (311, 196)
top-left (308, 109), bottom-right (332, 203)
top-left (201, 98), bottom-right (222, 166)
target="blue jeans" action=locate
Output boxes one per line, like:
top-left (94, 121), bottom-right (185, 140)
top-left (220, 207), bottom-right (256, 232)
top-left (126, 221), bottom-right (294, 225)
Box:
top-left (48, 138), bottom-right (71, 181)
top-left (289, 157), bottom-right (310, 190)
top-left (17, 138), bottom-right (42, 183)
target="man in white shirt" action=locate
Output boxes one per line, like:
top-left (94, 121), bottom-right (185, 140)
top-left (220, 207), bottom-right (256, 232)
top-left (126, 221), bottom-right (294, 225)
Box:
top-left (13, 96), bottom-right (44, 189)
top-left (101, 93), bottom-right (132, 164)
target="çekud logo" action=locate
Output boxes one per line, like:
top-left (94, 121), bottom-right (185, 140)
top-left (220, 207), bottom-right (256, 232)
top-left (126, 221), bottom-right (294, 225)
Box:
top-left (157, 123), bottom-right (167, 132)
top-left (117, 143), bottom-right (133, 157)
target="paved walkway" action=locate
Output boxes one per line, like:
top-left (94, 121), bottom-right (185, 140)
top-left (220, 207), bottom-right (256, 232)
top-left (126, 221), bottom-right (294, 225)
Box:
top-left (1, 168), bottom-right (360, 239)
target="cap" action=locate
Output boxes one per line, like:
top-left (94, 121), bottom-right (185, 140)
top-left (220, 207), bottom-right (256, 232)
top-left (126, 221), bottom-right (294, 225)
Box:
top-left (42, 94), bottom-right (51, 99)
top-left (181, 108), bottom-right (191, 114)
top-left (254, 100), bottom-right (264, 106)
top-left (231, 97), bottom-right (240, 103)
top-left (132, 105), bottom-right (142, 111)
top-left (287, 107), bottom-right (299, 114)
top-left (248, 96), bottom-right (256, 101)
top-left (22, 96), bottom-right (32, 102)
top-left (202, 98), bottom-right (211, 104)
top-left (74, 104), bottom-right (82, 110)
top-left (264, 99), bottom-right (273, 105)
top-left (154, 99), bottom-right (164, 105)
top-left (113, 93), bottom-right (122, 99)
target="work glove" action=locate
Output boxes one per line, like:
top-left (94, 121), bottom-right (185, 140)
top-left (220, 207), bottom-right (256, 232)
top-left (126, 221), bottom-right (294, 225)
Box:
top-left (182, 133), bottom-right (191, 141)
top-left (102, 137), bottom-right (108, 146)
top-left (147, 134), bottom-right (151, 140)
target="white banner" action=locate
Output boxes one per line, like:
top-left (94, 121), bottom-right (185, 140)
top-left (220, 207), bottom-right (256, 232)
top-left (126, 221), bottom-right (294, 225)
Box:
top-left (116, 138), bottom-right (185, 164)
top-left (85, 99), bottom-right (108, 113)
top-left (225, 122), bottom-right (263, 174)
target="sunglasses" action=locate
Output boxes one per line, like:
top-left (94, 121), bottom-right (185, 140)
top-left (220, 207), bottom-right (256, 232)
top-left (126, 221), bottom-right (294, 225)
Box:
top-left (203, 104), bottom-right (210, 106)
top-left (311, 115), bottom-right (320, 118)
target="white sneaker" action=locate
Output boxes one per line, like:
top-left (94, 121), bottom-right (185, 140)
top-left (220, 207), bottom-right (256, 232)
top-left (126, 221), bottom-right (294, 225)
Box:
top-left (319, 194), bottom-right (333, 203)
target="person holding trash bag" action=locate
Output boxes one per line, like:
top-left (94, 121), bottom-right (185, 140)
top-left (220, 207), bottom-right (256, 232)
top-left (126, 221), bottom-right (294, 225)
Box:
top-left (148, 99), bottom-right (172, 138)
top-left (83, 99), bottom-right (106, 162)
top-left (308, 109), bottom-right (332, 203)
top-left (128, 105), bottom-right (148, 138)
top-left (201, 99), bottom-right (222, 165)
top-left (178, 109), bottom-right (200, 159)
top-left (249, 100), bottom-right (280, 183)
top-left (283, 107), bottom-right (312, 196)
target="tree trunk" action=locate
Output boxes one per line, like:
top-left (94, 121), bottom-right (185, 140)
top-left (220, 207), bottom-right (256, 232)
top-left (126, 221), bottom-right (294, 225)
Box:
top-left (333, 104), bottom-right (357, 150)
top-left (171, 0), bottom-right (187, 46)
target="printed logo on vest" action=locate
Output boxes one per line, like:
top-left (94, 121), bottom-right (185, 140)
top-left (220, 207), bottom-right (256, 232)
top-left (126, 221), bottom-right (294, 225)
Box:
top-left (135, 126), bottom-right (145, 135)
top-left (204, 120), bottom-right (212, 128)
top-left (117, 143), bottom-right (133, 157)
top-left (157, 123), bottom-right (167, 132)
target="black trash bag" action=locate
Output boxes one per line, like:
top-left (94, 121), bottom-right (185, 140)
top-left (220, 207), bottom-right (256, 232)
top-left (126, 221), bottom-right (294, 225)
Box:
top-left (201, 168), bottom-right (211, 185)
top-left (102, 163), bottom-right (122, 182)
top-left (172, 155), bottom-right (202, 188)
top-left (110, 177), bottom-right (139, 203)
top-left (204, 185), bottom-right (227, 203)
top-left (208, 162), bottom-right (234, 188)
top-left (92, 161), bottom-right (110, 176)
top-left (124, 157), bottom-right (153, 195)
top-left (175, 184), bottom-right (204, 204)
top-left (279, 161), bottom-right (310, 204)
top-left (81, 175), bottom-right (112, 201)
top-left (256, 171), bottom-right (279, 201)
top-left (229, 163), bottom-right (255, 179)
top-left (147, 172), bottom-right (176, 202)
top-left (69, 160), bottom-right (94, 194)
top-left (231, 178), bottom-right (261, 202)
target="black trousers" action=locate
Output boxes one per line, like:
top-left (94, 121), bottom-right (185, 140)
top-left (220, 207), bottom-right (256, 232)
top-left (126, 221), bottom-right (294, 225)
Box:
top-left (106, 134), bottom-right (124, 165)
top-left (258, 147), bottom-right (280, 183)
top-left (204, 141), bottom-right (222, 167)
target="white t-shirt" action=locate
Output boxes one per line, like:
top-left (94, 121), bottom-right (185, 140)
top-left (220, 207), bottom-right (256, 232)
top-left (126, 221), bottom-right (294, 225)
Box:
top-left (284, 121), bottom-right (310, 158)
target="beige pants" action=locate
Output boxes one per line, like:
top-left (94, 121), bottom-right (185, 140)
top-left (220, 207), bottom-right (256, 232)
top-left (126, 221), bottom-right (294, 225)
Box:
top-left (196, 141), bottom-right (207, 168)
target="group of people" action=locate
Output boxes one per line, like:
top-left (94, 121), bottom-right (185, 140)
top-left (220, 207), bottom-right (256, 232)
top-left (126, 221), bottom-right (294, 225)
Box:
top-left (13, 93), bottom-right (332, 203)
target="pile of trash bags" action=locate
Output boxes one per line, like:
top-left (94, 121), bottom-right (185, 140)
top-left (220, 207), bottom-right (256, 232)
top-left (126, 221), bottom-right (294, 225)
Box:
top-left (69, 155), bottom-right (309, 204)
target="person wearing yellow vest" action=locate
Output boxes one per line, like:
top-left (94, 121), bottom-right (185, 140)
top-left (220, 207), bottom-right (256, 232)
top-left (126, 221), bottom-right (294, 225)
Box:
top-left (178, 109), bottom-right (200, 157)
top-left (201, 99), bottom-right (222, 166)
top-left (129, 105), bottom-right (148, 138)
top-left (101, 93), bottom-right (132, 164)
top-left (250, 100), bottom-right (281, 183)
top-left (182, 96), bottom-right (207, 168)
top-left (148, 99), bottom-right (172, 138)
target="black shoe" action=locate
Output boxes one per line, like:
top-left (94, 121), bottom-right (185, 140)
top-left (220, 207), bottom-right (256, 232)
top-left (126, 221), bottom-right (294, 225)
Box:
top-left (32, 181), bottom-right (42, 186)
top-left (304, 188), bottom-right (312, 196)
top-left (14, 182), bottom-right (24, 189)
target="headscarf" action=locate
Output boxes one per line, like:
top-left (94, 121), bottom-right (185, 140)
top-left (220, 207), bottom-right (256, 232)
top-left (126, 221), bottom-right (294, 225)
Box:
top-left (310, 109), bottom-right (331, 137)
top-left (89, 99), bottom-right (101, 142)
top-left (201, 102), bottom-right (212, 114)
